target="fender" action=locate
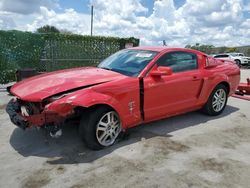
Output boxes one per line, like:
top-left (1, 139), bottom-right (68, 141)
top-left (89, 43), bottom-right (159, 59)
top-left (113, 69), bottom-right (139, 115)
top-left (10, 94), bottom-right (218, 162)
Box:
top-left (45, 88), bottom-right (129, 128)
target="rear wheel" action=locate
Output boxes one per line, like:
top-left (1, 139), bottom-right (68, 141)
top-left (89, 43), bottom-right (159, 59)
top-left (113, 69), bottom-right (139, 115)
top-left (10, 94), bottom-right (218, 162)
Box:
top-left (202, 84), bottom-right (228, 116)
top-left (79, 106), bottom-right (122, 150)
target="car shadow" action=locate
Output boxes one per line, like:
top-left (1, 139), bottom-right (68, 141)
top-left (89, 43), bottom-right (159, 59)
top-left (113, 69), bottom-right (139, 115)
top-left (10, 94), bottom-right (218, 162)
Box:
top-left (9, 105), bottom-right (239, 164)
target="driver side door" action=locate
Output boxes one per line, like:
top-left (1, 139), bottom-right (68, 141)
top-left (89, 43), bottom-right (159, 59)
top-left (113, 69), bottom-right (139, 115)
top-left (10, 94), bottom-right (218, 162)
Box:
top-left (143, 51), bottom-right (203, 121)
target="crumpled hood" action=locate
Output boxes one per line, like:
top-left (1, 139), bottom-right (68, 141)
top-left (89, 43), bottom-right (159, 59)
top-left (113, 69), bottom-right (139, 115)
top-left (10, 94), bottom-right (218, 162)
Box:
top-left (11, 67), bottom-right (125, 102)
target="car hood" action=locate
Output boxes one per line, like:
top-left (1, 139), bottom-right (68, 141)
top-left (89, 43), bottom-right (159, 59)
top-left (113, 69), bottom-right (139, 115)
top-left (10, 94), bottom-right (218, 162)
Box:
top-left (11, 67), bottom-right (126, 102)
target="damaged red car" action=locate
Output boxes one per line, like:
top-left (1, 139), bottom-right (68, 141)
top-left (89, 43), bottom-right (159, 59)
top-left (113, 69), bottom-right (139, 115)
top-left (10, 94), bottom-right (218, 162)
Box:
top-left (6, 47), bottom-right (240, 150)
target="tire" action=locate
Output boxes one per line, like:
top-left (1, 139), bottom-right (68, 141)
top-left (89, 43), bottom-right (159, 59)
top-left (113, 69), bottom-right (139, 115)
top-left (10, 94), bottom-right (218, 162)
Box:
top-left (202, 84), bottom-right (228, 116)
top-left (235, 59), bottom-right (241, 67)
top-left (79, 106), bottom-right (122, 150)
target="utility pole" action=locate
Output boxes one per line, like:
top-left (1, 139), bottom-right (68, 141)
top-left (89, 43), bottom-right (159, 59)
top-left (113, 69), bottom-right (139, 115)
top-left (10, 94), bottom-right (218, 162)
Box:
top-left (90, 5), bottom-right (93, 36)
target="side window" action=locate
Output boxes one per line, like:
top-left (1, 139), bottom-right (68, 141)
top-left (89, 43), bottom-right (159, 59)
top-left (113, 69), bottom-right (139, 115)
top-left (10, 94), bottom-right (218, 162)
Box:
top-left (157, 52), bottom-right (198, 73)
top-left (214, 55), bottom-right (229, 58)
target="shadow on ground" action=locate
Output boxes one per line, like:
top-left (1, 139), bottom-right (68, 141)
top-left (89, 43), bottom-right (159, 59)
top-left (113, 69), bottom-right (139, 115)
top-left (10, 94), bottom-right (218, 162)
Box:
top-left (9, 105), bottom-right (239, 164)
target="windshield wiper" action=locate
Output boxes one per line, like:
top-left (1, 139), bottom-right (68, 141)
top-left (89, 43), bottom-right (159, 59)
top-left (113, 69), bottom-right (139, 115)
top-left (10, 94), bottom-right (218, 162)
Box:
top-left (99, 67), bottom-right (112, 71)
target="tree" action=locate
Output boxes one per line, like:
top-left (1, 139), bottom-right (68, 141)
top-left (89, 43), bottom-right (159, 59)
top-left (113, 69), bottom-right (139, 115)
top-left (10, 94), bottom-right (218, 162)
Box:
top-left (247, 48), bottom-right (250, 56)
top-left (60, 29), bottom-right (73, 34)
top-left (218, 46), bottom-right (227, 53)
top-left (185, 44), bottom-right (192, 49)
top-left (36, 25), bottom-right (60, 33)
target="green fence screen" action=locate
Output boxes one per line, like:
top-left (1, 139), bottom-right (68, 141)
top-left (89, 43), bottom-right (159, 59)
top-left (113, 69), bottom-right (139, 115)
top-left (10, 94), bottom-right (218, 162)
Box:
top-left (0, 30), bottom-right (139, 83)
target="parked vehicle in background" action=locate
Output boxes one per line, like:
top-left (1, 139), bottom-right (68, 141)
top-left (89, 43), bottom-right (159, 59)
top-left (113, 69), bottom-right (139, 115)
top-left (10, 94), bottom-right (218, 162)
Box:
top-left (213, 53), bottom-right (250, 66)
top-left (228, 53), bottom-right (250, 65)
top-left (6, 47), bottom-right (240, 150)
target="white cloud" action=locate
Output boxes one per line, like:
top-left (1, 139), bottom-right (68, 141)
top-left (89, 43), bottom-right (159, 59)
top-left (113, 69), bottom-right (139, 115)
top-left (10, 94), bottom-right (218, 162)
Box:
top-left (26, 7), bottom-right (91, 35)
top-left (89, 0), bottom-right (249, 46)
top-left (0, 12), bottom-right (16, 30)
top-left (0, 0), bottom-right (59, 15)
top-left (0, 0), bottom-right (250, 47)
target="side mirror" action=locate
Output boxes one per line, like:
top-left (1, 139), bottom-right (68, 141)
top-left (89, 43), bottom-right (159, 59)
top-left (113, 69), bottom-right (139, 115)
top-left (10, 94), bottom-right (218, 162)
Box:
top-left (150, 66), bottom-right (173, 77)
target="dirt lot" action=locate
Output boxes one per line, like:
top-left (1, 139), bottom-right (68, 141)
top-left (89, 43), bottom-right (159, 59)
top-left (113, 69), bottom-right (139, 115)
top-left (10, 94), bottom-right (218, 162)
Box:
top-left (0, 70), bottom-right (249, 188)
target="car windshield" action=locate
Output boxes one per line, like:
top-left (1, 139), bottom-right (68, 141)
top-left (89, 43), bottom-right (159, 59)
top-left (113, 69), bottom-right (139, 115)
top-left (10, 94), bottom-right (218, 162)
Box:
top-left (98, 49), bottom-right (158, 77)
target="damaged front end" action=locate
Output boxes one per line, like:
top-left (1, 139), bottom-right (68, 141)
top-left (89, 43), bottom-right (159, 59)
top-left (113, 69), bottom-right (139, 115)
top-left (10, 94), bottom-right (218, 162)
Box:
top-left (6, 97), bottom-right (74, 131)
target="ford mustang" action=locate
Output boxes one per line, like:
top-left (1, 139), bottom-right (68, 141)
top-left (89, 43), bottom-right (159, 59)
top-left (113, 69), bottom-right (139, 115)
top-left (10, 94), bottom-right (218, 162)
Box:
top-left (6, 47), bottom-right (240, 150)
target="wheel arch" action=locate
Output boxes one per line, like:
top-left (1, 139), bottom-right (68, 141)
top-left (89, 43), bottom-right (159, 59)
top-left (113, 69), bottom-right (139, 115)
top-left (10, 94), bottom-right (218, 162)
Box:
top-left (217, 81), bottom-right (230, 94)
top-left (75, 103), bottom-right (118, 116)
top-left (69, 92), bottom-right (126, 126)
top-left (205, 81), bottom-right (230, 101)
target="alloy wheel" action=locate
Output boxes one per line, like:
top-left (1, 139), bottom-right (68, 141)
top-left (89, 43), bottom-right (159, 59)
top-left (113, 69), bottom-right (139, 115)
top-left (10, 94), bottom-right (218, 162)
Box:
top-left (96, 111), bottom-right (121, 146)
top-left (212, 88), bottom-right (226, 112)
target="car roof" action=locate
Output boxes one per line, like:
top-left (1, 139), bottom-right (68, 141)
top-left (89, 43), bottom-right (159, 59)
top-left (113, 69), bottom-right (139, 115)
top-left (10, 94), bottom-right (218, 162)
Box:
top-left (129, 46), bottom-right (206, 55)
top-left (129, 46), bottom-right (170, 52)
top-left (227, 53), bottom-right (244, 55)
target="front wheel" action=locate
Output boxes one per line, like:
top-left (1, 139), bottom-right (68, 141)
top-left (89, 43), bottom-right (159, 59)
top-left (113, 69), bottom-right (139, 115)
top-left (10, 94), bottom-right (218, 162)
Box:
top-left (202, 84), bottom-right (228, 116)
top-left (79, 106), bottom-right (122, 150)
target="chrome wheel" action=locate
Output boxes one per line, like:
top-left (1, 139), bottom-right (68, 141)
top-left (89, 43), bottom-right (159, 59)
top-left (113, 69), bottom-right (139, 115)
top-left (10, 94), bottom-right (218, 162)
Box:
top-left (96, 111), bottom-right (121, 146)
top-left (212, 89), bottom-right (226, 112)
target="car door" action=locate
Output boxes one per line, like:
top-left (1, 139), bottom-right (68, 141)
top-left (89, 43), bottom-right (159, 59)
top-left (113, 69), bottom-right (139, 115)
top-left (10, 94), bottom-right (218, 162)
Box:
top-left (143, 51), bottom-right (203, 121)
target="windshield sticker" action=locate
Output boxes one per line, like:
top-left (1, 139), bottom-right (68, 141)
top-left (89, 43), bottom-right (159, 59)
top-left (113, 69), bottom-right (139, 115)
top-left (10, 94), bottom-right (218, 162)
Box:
top-left (135, 53), bottom-right (153, 58)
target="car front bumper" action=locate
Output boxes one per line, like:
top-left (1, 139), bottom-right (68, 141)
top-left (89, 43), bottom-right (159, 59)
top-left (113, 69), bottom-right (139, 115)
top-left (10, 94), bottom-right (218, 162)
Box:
top-left (6, 99), bottom-right (65, 129)
top-left (6, 99), bottom-right (28, 129)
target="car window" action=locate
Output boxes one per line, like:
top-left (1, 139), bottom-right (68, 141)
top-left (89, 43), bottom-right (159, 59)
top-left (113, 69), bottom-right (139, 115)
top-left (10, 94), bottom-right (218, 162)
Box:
top-left (157, 51), bottom-right (198, 73)
top-left (214, 55), bottom-right (229, 58)
top-left (98, 49), bottom-right (158, 77)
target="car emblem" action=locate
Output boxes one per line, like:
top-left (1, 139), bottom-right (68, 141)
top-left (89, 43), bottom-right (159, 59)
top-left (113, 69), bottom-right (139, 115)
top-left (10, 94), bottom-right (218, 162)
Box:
top-left (128, 101), bottom-right (135, 114)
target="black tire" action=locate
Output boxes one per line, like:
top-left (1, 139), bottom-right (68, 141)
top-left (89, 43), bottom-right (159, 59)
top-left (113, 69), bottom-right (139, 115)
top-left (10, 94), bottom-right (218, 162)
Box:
top-left (202, 84), bottom-right (228, 116)
top-left (79, 106), bottom-right (121, 150)
top-left (235, 59), bottom-right (241, 67)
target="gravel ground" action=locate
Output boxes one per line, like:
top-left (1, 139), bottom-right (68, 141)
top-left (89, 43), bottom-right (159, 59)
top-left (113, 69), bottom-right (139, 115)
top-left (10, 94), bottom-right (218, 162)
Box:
top-left (0, 70), bottom-right (249, 188)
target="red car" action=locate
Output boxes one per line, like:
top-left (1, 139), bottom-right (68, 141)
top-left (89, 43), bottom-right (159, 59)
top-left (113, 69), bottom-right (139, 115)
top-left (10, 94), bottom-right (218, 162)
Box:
top-left (6, 47), bottom-right (240, 150)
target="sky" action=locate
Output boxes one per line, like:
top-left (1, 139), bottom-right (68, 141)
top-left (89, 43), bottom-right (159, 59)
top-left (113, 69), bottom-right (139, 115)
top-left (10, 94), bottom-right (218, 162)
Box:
top-left (0, 0), bottom-right (250, 47)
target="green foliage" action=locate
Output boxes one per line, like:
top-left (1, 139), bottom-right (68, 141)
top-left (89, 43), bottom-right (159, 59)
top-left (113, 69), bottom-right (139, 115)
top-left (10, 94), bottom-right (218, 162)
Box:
top-left (37, 25), bottom-right (60, 33)
top-left (225, 47), bottom-right (237, 53)
top-left (185, 43), bottom-right (215, 54)
top-left (247, 48), bottom-right (250, 56)
top-left (0, 30), bottom-right (139, 84)
top-left (217, 46), bottom-right (227, 53)
top-left (0, 30), bottom-right (45, 83)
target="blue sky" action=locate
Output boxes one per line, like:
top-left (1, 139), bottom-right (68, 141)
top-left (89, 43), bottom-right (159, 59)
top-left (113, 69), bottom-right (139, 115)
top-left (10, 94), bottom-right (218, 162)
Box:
top-left (58, 0), bottom-right (90, 13)
top-left (0, 0), bottom-right (250, 46)
top-left (58, 0), bottom-right (186, 15)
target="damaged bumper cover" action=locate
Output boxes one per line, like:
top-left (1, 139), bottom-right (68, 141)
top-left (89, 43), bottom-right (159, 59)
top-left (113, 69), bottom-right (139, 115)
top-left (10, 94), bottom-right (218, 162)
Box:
top-left (6, 99), bottom-right (65, 129)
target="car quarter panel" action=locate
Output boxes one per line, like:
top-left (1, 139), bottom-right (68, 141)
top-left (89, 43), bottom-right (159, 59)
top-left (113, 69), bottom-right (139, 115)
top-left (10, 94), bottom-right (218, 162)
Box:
top-left (198, 61), bottom-right (240, 105)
